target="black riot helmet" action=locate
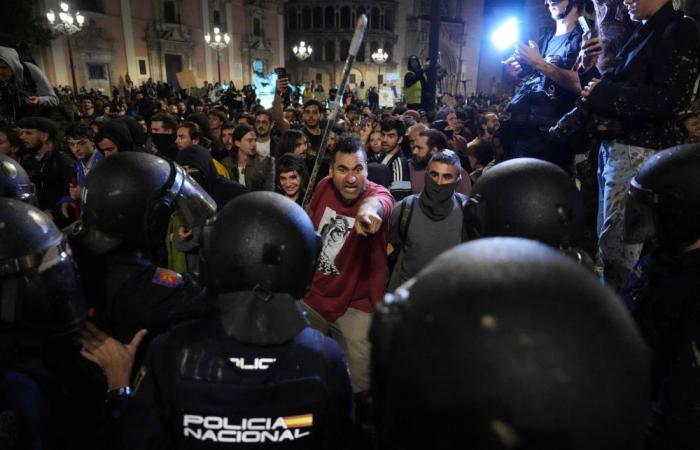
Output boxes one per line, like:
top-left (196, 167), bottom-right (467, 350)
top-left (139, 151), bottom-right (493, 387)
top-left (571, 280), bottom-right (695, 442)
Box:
top-left (624, 143), bottom-right (700, 252)
top-left (0, 199), bottom-right (87, 341)
top-left (371, 237), bottom-right (649, 450)
top-left (202, 192), bottom-right (319, 298)
top-left (0, 154), bottom-right (37, 204)
top-left (78, 152), bottom-right (216, 253)
top-left (467, 158), bottom-right (584, 248)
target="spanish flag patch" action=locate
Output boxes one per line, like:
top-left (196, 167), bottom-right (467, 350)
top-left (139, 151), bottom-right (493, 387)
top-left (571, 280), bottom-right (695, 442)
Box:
top-left (283, 414), bottom-right (313, 428)
top-left (152, 267), bottom-right (184, 288)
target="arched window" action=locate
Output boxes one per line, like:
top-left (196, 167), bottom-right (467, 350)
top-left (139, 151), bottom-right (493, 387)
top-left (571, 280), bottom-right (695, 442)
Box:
top-left (288, 7), bottom-right (297, 29)
top-left (385, 9), bottom-right (393, 30)
top-left (213, 10), bottom-right (221, 27)
top-left (340, 40), bottom-right (350, 61)
top-left (302, 7), bottom-right (311, 29)
top-left (384, 42), bottom-right (393, 61)
top-left (325, 41), bottom-right (335, 62)
top-left (325, 6), bottom-right (335, 28)
top-left (340, 6), bottom-right (351, 28)
top-left (313, 7), bottom-right (323, 29)
top-left (370, 8), bottom-right (380, 30)
top-left (163, 0), bottom-right (178, 23)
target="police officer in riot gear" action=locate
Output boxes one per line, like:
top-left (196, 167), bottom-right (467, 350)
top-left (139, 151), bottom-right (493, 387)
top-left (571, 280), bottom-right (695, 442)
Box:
top-left (465, 157), bottom-right (591, 266)
top-left (0, 198), bottom-right (88, 448)
top-left (371, 237), bottom-right (650, 449)
top-left (0, 153), bottom-right (37, 204)
top-left (623, 143), bottom-right (700, 448)
top-left (118, 192), bottom-right (354, 449)
top-left (64, 152), bottom-right (216, 447)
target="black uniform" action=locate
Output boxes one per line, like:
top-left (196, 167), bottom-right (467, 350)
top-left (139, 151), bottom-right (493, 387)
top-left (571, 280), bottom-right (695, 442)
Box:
top-left (630, 250), bottom-right (700, 449)
top-left (121, 317), bottom-right (353, 449)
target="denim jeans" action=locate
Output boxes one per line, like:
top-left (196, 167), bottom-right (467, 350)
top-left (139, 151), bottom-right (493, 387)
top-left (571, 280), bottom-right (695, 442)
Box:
top-left (597, 141), bottom-right (655, 291)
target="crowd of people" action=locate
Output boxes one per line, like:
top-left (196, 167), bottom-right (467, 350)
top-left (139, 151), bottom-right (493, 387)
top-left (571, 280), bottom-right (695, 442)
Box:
top-left (2, 0), bottom-right (700, 447)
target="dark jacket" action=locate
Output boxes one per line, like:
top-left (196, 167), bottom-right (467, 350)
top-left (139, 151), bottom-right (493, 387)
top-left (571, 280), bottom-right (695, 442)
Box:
top-left (21, 146), bottom-right (74, 217)
top-left (222, 152), bottom-right (275, 191)
top-left (583, 2), bottom-right (700, 149)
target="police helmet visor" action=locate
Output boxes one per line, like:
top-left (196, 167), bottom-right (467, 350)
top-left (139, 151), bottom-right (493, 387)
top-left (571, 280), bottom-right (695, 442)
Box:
top-left (0, 236), bottom-right (87, 335)
top-left (623, 179), bottom-right (657, 244)
top-left (168, 164), bottom-right (217, 228)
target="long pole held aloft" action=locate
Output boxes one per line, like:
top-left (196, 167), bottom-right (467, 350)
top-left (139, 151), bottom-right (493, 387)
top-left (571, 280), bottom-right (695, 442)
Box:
top-left (301, 15), bottom-right (368, 208)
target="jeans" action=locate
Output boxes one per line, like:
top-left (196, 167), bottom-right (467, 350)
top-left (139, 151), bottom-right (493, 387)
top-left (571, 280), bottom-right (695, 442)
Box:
top-left (597, 140), bottom-right (655, 291)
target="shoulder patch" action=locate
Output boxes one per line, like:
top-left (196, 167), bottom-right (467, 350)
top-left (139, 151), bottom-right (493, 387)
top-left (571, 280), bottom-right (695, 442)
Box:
top-left (152, 267), bottom-right (184, 288)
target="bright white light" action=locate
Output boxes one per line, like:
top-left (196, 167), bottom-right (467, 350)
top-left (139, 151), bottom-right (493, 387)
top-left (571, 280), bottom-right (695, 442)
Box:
top-left (60, 2), bottom-right (69, 12)
top-left (213, 27), bottom-right (220, 34)
top-left (223, 33), bottom-right (230, 44)
top-left (46, 10), bottom-right (55, 23)
top-left (58, 11), bottom-right (68, 22)
top-left (490, 18), bottom-right (519, 51)
top-left (204, 33), bottom-right (211, 43)
top-left (214, 34), bottom-right (221, 43)
top-left (76, 12), bottom-right (84, 25)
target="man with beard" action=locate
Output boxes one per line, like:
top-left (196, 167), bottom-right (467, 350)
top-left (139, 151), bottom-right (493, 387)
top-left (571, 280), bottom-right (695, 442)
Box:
top-left (388, 150), bottom-right (469, 289)
top-left (301, 99), bottom-right (324, 156)
top-left (149, 112), bottom-right (179, 159)
top-left (254, 109), bottom-right (278, 158)
top-left (17, 116), bottom-right (74, 225)
top-left (410, 129), bottom-right (471, 195)
top-left (466, 112), bottom-right (501, 171)
top-left (303, 132), bottom-right (394, 408)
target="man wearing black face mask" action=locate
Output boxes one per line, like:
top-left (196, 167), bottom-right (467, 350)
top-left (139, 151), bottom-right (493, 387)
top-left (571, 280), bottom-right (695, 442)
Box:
top-left (388, 150), bottom-right (469, 289)
top-left (149, 112), bottom-right (179, 160)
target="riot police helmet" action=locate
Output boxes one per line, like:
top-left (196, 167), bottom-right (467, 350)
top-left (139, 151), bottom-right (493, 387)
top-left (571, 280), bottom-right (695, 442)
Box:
top-left (371, 237), bottom-right (649, 449)
top-left (467, 158), bottom-right (584, 248)
top-left (0, 198), bottom-right (87, 338)
top-left (77, 152), bottom-right (216, 253)
top-left (0, 154), bottom-right (37, 204)
top-left (202, 192), bottom-right (318, 298)
top-left (624, 143), bottom-right (700, 251)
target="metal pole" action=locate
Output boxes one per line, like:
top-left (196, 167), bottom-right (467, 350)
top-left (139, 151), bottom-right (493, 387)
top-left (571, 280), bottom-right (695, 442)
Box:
top-left (377, 63), bottom-right (381, 86)
top-left (216, 50), bottom-right (222, 83)
top-left (66, 34), bottom-right (78, 92)
top-left (424, 0), bottom-right (441, 113)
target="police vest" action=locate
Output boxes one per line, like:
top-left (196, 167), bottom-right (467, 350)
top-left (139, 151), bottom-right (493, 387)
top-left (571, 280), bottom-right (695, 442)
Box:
top-left (405, 76), bottom-right (422, 105)
top-left (158, 325), bottom-right (339, 449)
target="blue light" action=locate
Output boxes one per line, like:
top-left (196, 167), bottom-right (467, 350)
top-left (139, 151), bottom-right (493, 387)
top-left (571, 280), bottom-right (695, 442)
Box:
top-left (491, 18), bottom-right (519, 51)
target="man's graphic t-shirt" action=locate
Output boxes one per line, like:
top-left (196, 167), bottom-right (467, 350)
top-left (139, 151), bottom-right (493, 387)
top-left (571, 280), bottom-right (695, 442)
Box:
top-left (304, 177), bottom-right (394, 322)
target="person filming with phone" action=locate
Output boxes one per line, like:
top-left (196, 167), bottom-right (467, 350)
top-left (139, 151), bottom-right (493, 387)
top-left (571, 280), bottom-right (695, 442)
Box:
top-left (500, 0), bottom-right (592, 172)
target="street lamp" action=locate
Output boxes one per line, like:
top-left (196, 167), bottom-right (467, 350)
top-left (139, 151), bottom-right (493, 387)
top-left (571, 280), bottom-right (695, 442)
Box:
top-left (292, 41), bottom-right (312, 61)
top-left (204, 27), bottom-right (231, 83)
top-left (46, 2), bottom-right (85, 92)
top-left (371, 48), bottom-right (388, 86)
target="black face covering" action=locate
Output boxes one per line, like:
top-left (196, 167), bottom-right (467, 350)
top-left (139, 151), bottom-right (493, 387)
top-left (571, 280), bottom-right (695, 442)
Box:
top-left (418, 173), bottom-right (458, 221)
top-left (151, 133), bottom-right (177, 160)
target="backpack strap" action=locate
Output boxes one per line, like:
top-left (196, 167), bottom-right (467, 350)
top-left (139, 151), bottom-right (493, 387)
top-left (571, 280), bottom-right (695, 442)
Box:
top-left (398, 195), bottom-right (416, 247)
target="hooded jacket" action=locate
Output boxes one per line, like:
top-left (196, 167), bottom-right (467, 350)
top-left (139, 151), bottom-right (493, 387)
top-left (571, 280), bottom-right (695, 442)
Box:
top-left (95, 120), bottom-right (135, 154)
top-left (0, 46), bottom-right (58, 122)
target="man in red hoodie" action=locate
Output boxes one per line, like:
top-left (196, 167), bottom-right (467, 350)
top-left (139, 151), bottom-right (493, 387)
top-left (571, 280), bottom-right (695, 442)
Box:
top-left (304, 132), bottom-right (394, 398)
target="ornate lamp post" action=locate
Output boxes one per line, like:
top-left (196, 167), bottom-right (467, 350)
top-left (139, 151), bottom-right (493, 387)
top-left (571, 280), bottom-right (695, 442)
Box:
top-left (371, 48), bottom-right (388, 86)
top-left (46, 2), bottom-right (84, 92)
top-left (292, 41), bottom-right (313, 61)
top-left (205, 27), bottom-right (231, 84)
